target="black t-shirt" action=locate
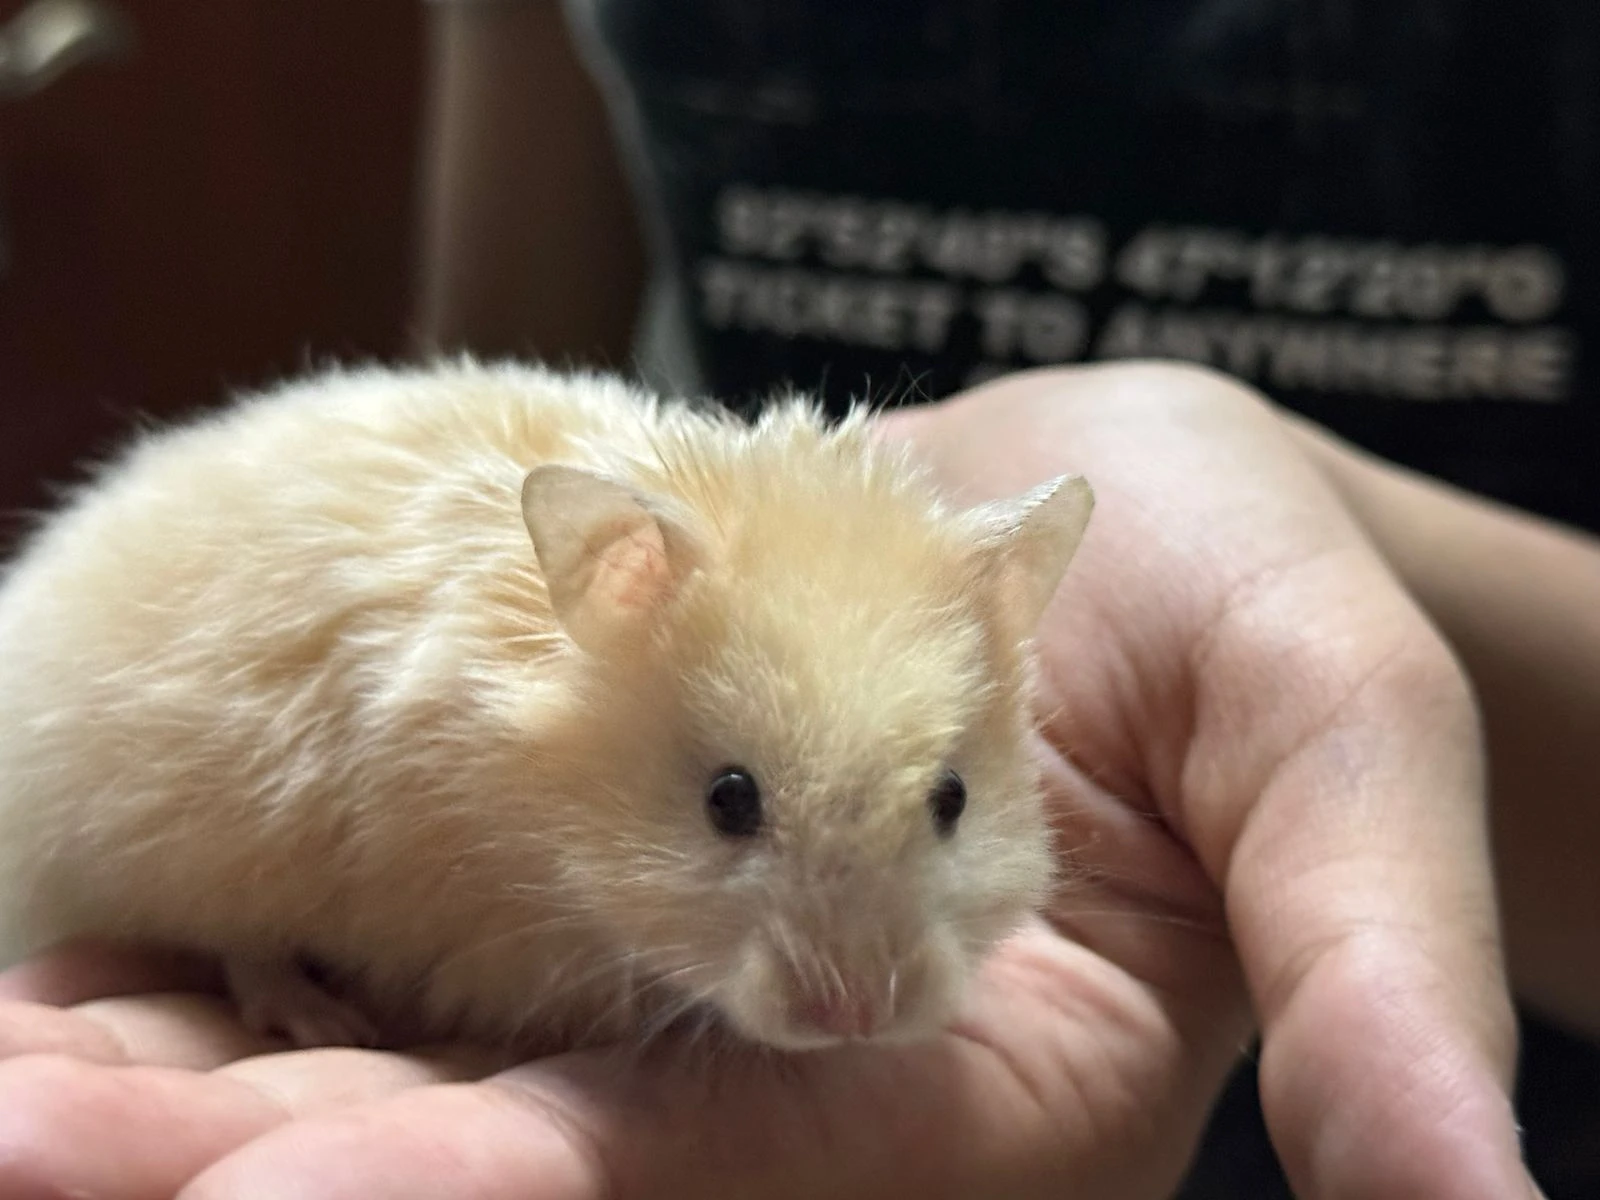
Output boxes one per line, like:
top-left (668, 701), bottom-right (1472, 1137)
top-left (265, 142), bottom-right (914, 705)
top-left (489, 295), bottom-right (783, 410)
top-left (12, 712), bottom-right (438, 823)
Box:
top-left (565, 1), bottom-right (1600, 1194)
top-left (575, 0), bottom-right (1600, 533)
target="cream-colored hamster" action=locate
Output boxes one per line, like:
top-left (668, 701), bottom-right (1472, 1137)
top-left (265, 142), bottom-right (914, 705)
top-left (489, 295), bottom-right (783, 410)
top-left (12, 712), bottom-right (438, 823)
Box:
top-left (0, 360), bottom-right (1092, 1053)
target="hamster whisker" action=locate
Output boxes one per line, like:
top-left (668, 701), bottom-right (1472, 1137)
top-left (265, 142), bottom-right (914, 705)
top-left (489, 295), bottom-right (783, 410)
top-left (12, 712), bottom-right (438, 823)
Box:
top-left (1051, 862), bottom-right (1202, 890)
top-left (540, 942), bottom-right (702, 1017)
top-left (494, 825), bottom-right (701, 874)
top-left (1046, 904), bottom-right (1224, 935)
top-left (636, 988), bottom-right (728, 1063)
top-left (674, 1005), bottom-right (720, 1060)
top-left (559, 947), bottom-right (712, 1050)
top-left (631, 971), bottom-right (712, 1037)
top-left (768, 920), bottom-right (812, 991)
top-left (425, 909), bottom-right (593, 978)
top-left (822, 956), bottom-right (847, 1003)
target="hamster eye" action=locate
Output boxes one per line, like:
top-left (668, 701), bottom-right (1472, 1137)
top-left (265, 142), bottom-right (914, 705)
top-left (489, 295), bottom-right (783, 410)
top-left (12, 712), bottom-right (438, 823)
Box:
top-left (706, 767), bottom-right (763, 838)
top-left (928, 769), bottom-right (966, 837)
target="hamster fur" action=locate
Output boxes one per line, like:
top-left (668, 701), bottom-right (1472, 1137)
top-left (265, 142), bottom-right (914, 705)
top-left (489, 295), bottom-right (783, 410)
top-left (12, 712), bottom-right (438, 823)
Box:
top-left (0, 359), bottom-right (1092, 1052)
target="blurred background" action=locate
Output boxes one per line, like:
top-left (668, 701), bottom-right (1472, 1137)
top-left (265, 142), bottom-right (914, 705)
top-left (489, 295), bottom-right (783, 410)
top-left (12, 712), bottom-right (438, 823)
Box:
top-left (0, 0), bottom-right (422, 545)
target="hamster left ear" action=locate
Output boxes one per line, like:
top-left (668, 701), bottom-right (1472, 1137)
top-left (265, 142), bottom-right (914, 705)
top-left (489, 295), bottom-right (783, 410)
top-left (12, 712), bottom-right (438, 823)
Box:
top-left (520, 465), bottom-right (706, 650)
top-left (973, 474), bottom-right (1095, 633)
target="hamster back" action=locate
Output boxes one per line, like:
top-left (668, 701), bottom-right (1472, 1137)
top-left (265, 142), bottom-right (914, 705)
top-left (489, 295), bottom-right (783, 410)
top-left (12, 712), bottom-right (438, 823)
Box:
top-left (0, 360), bottom-right (1092, 1051)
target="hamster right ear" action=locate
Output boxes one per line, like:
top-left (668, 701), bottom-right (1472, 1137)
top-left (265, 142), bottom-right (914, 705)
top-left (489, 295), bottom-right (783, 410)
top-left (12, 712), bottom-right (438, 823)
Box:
top-left (972, 473), bottom-right (1095, 635)
top-left (520, 465), bottom-right (706, 650)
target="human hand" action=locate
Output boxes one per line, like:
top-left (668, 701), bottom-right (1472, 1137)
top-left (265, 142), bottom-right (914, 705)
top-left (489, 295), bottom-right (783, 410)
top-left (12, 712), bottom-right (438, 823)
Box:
top-left (0, 363), bottom-right (1535, 1198)
top-left (881, 362), bottom-right (1535, 1199)
top-left (0, 917), bottom-right (1242, 1199)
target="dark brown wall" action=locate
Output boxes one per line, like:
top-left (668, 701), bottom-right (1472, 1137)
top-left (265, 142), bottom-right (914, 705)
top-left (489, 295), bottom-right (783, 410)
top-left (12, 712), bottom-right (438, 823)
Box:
top-left (0, 1), bottom-right (422, 538)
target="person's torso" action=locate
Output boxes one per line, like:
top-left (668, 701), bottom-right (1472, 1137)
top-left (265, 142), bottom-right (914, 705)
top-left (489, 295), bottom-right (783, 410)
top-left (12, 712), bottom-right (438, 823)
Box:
top-left (568, 0), bottom-right (1600, 530)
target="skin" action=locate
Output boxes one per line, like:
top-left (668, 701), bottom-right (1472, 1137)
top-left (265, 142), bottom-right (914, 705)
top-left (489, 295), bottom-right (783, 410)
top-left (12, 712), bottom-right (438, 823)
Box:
top-left (0, 363), bottom-right (1548, 1199)
top-left (1287, 417), bottom-right (1600, 1045)
top-left (414, 0), bottom-right (645, 364)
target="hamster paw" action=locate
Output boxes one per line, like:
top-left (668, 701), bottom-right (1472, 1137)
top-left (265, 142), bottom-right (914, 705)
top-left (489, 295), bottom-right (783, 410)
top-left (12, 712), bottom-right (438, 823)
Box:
top-left (224, 956), bottom-right (381, 1049)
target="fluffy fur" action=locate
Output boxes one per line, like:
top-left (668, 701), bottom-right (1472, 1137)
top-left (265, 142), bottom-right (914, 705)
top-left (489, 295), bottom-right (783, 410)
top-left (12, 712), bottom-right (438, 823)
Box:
top-left (0, 359), bottom-right (1088, 1051)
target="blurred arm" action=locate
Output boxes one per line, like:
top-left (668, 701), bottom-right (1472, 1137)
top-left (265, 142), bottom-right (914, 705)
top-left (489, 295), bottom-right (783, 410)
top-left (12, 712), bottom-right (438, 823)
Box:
top-left (414, 0), bottom-right (646, 364)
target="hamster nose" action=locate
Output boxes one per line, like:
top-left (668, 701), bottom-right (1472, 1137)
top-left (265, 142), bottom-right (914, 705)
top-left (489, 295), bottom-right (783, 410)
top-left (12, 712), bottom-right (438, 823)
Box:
top-left (790, 987), bottom-right (881, 1039)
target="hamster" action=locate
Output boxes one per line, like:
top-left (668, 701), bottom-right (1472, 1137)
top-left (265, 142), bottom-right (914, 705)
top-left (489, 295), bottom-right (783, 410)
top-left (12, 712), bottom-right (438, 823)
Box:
top-left (0, 359), bottom-right (1093, 1053)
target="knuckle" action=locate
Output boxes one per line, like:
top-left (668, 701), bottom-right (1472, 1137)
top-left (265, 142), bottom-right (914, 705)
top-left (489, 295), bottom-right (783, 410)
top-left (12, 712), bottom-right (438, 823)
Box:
top-left (1081, 359), bottom-right (1276, 414)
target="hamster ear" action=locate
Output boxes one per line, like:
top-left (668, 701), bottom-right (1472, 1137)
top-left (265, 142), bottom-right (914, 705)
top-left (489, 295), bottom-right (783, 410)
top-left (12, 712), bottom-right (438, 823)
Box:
top-left (520, 465), bottom-right (705, 650)
top-left (972, 474), bottom-right (1095, 634)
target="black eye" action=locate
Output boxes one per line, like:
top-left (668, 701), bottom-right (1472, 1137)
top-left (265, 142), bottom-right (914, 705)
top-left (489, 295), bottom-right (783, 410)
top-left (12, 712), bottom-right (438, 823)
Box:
top-left (928, 769), bottom-right (966, 837)
top-left (706, 767), bottom-right (763, 838)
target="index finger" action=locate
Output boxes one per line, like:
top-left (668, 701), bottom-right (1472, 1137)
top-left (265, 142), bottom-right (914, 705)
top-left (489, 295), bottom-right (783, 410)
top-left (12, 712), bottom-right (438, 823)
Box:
top-left (1187, 544), bottom-right (1534, 1199)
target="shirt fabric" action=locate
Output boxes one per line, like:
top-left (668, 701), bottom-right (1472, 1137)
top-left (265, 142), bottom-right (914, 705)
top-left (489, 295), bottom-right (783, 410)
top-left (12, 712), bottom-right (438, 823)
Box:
top-left (568, 0), bottom-right (1600, 534)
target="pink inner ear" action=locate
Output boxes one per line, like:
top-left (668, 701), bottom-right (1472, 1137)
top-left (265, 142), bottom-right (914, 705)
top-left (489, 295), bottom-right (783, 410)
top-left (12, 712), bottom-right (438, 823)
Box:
top-left (588, 519), bottom-right (674, 613)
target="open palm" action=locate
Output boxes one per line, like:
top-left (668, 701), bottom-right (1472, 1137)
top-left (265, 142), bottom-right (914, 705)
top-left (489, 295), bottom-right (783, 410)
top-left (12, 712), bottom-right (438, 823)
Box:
top-left (0, 364), bottom-right (1535, 1199)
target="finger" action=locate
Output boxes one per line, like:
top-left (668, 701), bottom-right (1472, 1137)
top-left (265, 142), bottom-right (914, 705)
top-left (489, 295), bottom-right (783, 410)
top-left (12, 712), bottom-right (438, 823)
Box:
top-left (180, 1079), bottom-right (606, 1200)
top-left (181, 929), bottom-right (1234, 1200)
top-left (217, 1043), bottom-right (507, 1112)
top-left (187, 1044), bottom-right (1054, 1200)
top-left (0, 1001), bottom-right (131, 1065)
top-left (0, 1054), bottom-right (284, 1200)
top-left (0, 1046), bottom-right (488, 1200)
top-left (1036, 735), bottom-right (1241, 1008)
top-left (1191, 559), bottom-right (1534, 1198)
top-left (0, 938), bottom-right (220, 1005)
top-left (74, 994), bottom-right (277, 1067)
top-left (0, 994), bottom-right (273, 1069)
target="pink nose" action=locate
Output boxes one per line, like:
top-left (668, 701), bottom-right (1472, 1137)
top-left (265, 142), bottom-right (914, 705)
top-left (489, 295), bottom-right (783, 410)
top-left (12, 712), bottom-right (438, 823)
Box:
top-left (792, 990), bottom-right (879, 1038)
